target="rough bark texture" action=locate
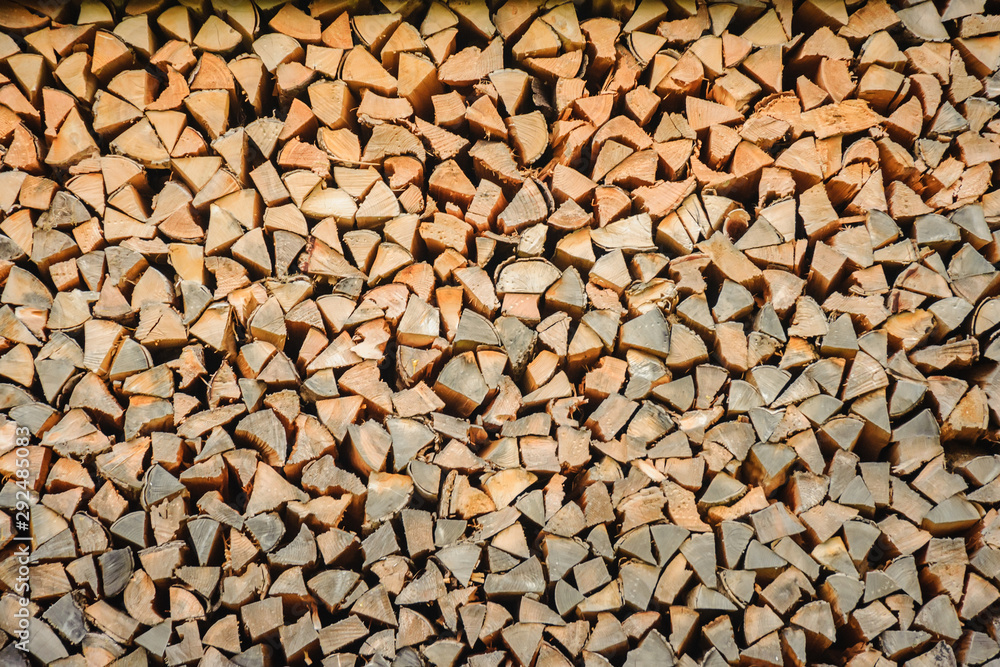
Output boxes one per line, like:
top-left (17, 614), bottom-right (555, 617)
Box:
top-left (3, 1), bottom-right (1000, 667)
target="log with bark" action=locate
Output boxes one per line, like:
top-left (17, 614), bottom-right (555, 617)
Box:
top-left (2, 1), bottom-right (1000, 667)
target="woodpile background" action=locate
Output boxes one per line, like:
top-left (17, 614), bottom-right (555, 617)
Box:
top-left (3, 0), bottom-right (1000, 665)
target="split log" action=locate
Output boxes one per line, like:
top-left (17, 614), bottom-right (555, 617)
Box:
top-left (6, 3), bottom-right (1000, 667)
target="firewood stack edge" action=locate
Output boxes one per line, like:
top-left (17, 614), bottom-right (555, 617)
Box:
top-left (3, 0), bottom-right (1000, 665)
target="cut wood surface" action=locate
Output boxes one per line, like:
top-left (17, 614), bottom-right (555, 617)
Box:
top-left (3, 1), bottom-right (1000, 667)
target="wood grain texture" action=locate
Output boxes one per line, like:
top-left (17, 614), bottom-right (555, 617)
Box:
top-left (1, 1), bottom-right (1000, 666)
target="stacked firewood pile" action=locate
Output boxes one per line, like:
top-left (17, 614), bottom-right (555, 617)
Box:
top-left (4, 0), bottom-right (1000, 665)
